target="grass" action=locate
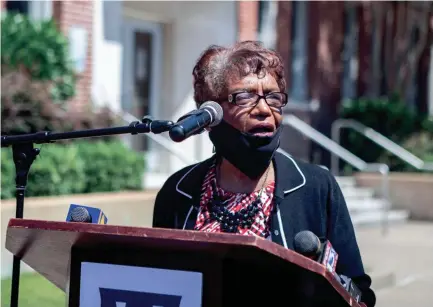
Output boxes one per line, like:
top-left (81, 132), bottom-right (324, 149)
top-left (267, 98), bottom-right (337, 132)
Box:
top-left (1, 273), bottom-right (65, 307)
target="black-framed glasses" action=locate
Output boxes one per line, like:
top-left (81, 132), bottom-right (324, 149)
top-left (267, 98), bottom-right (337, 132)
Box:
top-left (227, 91), bottom-right (288, 108)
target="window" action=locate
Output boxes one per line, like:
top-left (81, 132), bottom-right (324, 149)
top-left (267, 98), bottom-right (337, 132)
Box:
top-left (290, 1), bottom-right (308, 103)
top-left (5, 0), bottom-right (52, 20)
top-left (5, 0), bottom-right (29, 14)
top-left (341, 4), bottom-right (358, 101)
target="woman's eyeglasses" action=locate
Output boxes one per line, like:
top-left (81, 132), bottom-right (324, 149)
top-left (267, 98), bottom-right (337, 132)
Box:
top-left (227, 91), bottom-right (288, 108)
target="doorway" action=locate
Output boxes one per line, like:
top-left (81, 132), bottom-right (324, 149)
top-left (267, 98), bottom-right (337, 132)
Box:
top-left (121, 18), bottom-right (162, 165)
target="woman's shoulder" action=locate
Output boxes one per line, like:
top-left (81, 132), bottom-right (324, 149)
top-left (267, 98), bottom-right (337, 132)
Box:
top-left (275, 150), bottom-right (336, 186)
top-left (159, 157), bottom-right (214, 191)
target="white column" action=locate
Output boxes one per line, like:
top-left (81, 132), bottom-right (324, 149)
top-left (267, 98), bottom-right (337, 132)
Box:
top-left (91, 0), bottom-right (123, 111)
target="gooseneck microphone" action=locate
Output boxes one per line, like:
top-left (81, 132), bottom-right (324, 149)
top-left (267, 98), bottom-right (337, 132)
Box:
top-left (169, 101), bottom-right (223, 142)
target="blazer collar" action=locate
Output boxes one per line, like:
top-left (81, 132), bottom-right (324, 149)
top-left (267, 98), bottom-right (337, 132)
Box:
top-left (273, 149), bottom-right (306, 199)
top-left (175, 149), bottom-right (306, 200)
top-left (175, 156), bottom-right (214, 201)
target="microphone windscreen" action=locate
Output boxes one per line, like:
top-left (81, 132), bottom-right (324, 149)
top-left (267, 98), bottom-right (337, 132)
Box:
top-left (70, 206), bottom-right (91, 223)
top-left (293, 230), bottom-right (321, 257)
top-left (66, 204), bottom-right (108, 224)
top-left (200, 101), bottom-right (223, 127)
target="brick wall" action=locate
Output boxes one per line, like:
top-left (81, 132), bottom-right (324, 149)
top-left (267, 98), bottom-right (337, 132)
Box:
top-left (237, 1), bottom-right (258, 41)
top-left (53, 0), bottom-right (93, 113)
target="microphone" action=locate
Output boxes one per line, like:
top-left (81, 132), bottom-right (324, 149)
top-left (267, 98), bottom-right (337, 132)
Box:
top-left (294, 230), bottom-right (362, 303)
top-left (169, 101), bottom-right (223, 142)
top-left (66, 204), bottom-right (108, 224)
top-left (294, 230), bottom-right (338, 272)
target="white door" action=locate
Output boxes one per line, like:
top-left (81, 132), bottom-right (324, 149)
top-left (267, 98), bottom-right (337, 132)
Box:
top-left (121, 18), bottom-right (162, 171)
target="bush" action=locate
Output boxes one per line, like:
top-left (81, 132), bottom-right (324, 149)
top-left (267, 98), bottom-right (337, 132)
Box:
top-left (75, 140), bottom-right (145, 193)
top-left (1, 65), bottom-right (119, 137)
top-left (1, 140), bottom-right (145, 199)
top-left (1, 148), bottom-right (15, 200)
top-left (1, 65), bottom-right (71, 135)
top-left (339, 95), bottom-right (432, 172)
top-left (1, 13), bottom-right (76, 102)
top-left (1, 13), bottom-right (119, 137)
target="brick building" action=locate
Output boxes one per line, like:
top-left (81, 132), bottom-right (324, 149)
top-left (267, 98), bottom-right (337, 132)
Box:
top-left (2, 1), bottom-right (432, 177)
top-left (245, 1), bottom-right (433, 164)
top-left (1, 0), bottom-right (94, 112)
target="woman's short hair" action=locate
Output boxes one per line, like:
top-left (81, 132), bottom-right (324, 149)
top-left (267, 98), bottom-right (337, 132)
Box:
top-left (192, 41), bottom-right (286, 107)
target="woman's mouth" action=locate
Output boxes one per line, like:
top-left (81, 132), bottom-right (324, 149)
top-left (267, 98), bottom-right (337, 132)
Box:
top-left (248, 126), bottom-right (275, 137)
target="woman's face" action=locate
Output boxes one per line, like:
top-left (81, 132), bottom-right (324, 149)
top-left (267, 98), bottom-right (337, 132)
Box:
top-left (221, 73), bottom-right (283, 137)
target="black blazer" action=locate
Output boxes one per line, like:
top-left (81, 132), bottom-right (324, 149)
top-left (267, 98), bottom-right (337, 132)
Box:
top-left (153, 150), bottom-right (376, 306)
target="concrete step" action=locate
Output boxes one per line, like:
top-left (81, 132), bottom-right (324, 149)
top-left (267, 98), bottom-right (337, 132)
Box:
top-left (346, 198), bottom-right (389, 213)
top-left (335, 176), bottom-right (357, 188)
top-left (341, 187), bottom-right (375, 199)
top-left (351, 210), bottom-right (409, 227)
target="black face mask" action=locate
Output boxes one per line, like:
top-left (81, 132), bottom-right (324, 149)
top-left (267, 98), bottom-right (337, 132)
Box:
top-left (209, 120), bottom-right (282, 180)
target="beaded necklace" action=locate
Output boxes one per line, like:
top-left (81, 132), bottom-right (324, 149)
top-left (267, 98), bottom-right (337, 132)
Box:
top-left (205, 164), bottom-right (271, 235)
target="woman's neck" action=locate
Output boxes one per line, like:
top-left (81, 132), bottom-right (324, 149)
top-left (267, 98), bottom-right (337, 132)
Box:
top-left (217, 158), bottom-right (274, 194)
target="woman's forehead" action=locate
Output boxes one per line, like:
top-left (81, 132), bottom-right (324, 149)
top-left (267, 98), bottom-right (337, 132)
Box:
top-left (228, 73), bottom-right (279, 90)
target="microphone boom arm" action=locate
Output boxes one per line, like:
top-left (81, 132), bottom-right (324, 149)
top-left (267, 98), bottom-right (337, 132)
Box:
top-left (1, 116), bottom-right (174, 147)
top-left (1, 115), bottom-right (174, 307)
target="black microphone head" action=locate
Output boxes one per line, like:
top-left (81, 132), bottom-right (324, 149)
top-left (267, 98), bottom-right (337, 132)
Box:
top-left (200, 101), bottom-right (223, 127)
top-left (169, 125), bottom-right (186, 142)
top-left (294, 230), bottom-right (321, 257)
top-left (169, 101), bottom-right (224, 142)
top-left (70, 206), bottom-right (92, 223)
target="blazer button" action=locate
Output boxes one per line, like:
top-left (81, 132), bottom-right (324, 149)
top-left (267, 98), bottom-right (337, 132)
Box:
top-left (274, 230), bottom-right (279, 236)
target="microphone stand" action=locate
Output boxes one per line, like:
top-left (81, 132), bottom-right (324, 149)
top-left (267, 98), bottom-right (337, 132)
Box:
top-left (1, 116), bottom-right (174, 307)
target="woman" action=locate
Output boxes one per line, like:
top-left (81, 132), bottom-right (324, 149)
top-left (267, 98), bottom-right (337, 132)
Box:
top-left (153, 41), bottom-right (375, 307)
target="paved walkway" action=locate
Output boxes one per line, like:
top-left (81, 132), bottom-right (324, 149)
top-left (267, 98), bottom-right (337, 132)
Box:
top-left (355, 221), bottom-right (433, 307)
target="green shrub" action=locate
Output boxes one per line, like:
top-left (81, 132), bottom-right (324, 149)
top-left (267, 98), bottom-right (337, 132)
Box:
top-left (27, 144), bottom-right (86, 196)
top-left (0, 140), bottom-right (145, 199)
top-left (1, 13), bottom-right (76, 102)
top-left (1, 62), bottom-right (119, 137)
top-left (75, 140), bottom-right (145, 193)
top-left (1, 13), bottom-right (119, 137)
top-left (1, 149), bottom-right (15, 199)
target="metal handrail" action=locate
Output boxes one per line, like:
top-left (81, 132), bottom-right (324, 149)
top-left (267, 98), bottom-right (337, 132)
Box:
top-left (331, 119), bottom-right (433, 174)
top-left (283, 115), bottom-right (390, 235)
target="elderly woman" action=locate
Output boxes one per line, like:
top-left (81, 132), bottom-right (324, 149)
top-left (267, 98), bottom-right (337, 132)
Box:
top-left (153, 41), bottom-right (375, 306)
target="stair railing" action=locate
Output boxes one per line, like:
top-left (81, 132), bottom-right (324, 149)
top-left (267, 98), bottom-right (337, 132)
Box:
top-left (331, 119), bottom-right (433, 173)
top-left (283, 115), bottom-right (390, 235)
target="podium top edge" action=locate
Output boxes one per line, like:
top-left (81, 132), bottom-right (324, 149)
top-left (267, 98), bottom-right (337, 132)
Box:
top-left (6, 218), bottom-right (359, 306)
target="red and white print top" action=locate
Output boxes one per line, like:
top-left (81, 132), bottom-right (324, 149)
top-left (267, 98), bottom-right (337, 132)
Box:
top-left (194, 162), bottom-right (275, 238)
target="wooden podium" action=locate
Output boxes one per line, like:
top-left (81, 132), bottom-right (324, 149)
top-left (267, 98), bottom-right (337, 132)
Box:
top-left (6, 218), bottom-right (361, 307)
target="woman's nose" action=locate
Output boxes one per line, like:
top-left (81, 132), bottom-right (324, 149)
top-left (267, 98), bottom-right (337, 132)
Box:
top-left (252, 97), bottom-right (272, 116)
